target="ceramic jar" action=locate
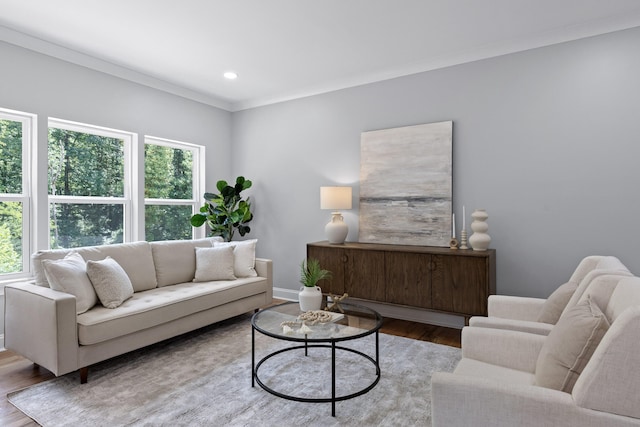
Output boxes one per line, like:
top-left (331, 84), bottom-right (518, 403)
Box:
top-left (468, 209), bottom-right (491, 251)
top-left (298, 285), bottom-right (323, 311)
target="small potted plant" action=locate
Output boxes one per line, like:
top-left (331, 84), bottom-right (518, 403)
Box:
top-left (299, 258), bottom-right (332, 311)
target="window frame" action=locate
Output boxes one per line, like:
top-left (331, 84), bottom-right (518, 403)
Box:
top-left (0, 108), bottom-right (36, 280)
top-left (47, 118), bottom-right (134, 246)
top-left (143, 135), bottom-right (205, 240)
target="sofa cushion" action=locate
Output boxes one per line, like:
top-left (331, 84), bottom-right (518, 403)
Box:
top-left (150, 237), bottom-right (223, 287)
top-left (535, 295), bottom-right (609, 392)
top-left (77, 276), bottom-right (267, 345)
top-left (194, 246), bottom-right (236, 282)
top-left (536, 281), bottom-right (578, 324)
top-left (33, 241), bottom-right (157, 292)
top-left (86, 257), bottom-right (135, 309)
top-left (41, 252), bottom-right (97, 314)
top-left (214, 239), bottom-right (258, 278)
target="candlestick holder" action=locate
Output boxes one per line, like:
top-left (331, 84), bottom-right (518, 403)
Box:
top-left (459, 229), bottom-right (468, 249)
top-left (449, 237), bottom-right (459, 250)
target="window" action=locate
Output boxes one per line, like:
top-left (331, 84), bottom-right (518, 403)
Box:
top-left (0, 108), bottom-right (34, 278)
top-left (144, 136), bottom-right (204, 241)
top-left (48, 119), bottom-right (133, 248)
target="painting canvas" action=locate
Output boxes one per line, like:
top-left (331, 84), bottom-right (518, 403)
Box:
top-left (359, 121), bottom-right (452, 247)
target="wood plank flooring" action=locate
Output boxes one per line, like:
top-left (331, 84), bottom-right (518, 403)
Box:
top-left (0, 304), bottom-right (461, 426)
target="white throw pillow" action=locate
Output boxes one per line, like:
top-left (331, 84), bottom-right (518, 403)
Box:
top-left (41, 252), bottom-right (98, 314)
top-left (213, 239), bottom-right (258, 278)
top-left (86, 257), bottom-right (134, 309)
top-left (193, 246), bottom-right (237, 282)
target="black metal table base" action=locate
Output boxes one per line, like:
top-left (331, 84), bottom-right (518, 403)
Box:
top-left (252, 328), bottom-right (380, 417)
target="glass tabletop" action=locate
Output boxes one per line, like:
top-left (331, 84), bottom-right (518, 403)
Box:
top-left (252, 301), bottom-right (383, 342)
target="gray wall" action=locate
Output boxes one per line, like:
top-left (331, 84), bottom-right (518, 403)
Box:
top-left (232, 26), bottom-right (640, 299)
top-left (0, 40), bottom-right (232, 200)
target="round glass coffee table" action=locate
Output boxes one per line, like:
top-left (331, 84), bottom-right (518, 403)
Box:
top-left (251, 301), bottom-right (383, 416)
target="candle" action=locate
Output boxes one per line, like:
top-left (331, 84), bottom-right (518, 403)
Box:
top-left (462, 206), bottom-right (466, 230)
top-left (452, 213), bottom-right (456, 238)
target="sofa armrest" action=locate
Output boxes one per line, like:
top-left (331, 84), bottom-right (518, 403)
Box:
top-left (461, 327), bottom-right (546, 373)
top-left (255, 258), bottom-right (273, 302)
top-left (4, 282), bottom-right (79, 376)
top-left (431, 372), bottom-right (624, 427)
top-left (468, 316), bottom-right (553, 336)
top-left (487, 295), bottom-right (546, 320)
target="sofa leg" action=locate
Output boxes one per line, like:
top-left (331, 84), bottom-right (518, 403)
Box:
top-left (80, 367), bottom-right (89, 384)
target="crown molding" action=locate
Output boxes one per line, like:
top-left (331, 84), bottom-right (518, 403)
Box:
top-left (0, 25), bottom-right (233, 112)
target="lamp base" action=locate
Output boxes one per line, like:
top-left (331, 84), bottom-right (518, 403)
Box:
top-left (325, 212), bottom-right (348, 244)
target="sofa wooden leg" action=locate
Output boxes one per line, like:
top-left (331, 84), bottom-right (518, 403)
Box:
top-left (80, 367), bottom-right (89, 384)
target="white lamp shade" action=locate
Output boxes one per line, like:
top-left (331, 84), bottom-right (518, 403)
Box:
top-left (320, 186), bottom-right (352, 210)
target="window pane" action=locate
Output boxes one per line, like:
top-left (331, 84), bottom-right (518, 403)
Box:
top-left (0, 201), bottom-right (22, 274)
top-left (50, 203), bottom-right (124, 248)
top-left (145, 205), bottom-right (193, 241)
top-left (0, 119), bottom-right (23, 194)
top-left (48, 128), bottom-right (124, 197)
top-left (145, 144), bottom-right (193, 199)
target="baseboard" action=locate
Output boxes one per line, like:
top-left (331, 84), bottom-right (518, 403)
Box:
top-left (272, 287), bottom-right (465, 329)
top-left (0, 334), bottom-right (4, 351)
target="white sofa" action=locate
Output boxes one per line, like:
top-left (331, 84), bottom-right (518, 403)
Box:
top-left (469, 255), bottom-right (630, 335)
top-left (4, 238), bottom-right (272, 382)
top-left (432, 274), bottom-right (640, 426)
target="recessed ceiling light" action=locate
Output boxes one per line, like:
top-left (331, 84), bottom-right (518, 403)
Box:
top-left (224, 71), bottom-right (238, 80)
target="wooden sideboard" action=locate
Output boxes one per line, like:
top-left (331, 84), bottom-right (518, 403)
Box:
top-left (307, 241), bottom-right (496, 319)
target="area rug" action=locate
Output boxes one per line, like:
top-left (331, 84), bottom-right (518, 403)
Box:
top-left (8, 314), bottom-right (461, 426)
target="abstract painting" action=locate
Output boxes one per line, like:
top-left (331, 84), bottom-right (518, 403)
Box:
top-left (359, 121), bottom-right (452, 247)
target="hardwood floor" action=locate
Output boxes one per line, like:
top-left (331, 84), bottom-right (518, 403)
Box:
top-left (0, 304), bottom-right (461, 426)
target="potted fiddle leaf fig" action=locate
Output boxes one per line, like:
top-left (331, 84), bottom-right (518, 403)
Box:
top-left (299, 258), bottom-right (332, 311)
top-left (190, 176), bottom-right (253, 242)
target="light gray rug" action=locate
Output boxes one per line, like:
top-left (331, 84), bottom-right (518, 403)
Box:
top-left (8, 314), bottom-right (461, 426)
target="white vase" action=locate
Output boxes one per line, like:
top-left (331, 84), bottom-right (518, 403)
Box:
top-left (468, 209), bottom-right (491, 251)
top-left (298, 285), bottom-right (323, 311)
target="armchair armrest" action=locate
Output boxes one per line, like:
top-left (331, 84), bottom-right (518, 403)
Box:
top-left (4, 282), bottom-right (79, 376)
top-left (431, 372), bottom-right (624, 427)
top-left (461, 327), bottom-right (546, 373)
top-left (469, 316), bottom-right (554, 336)
top-left (488, 295), bottom-right (546, 321)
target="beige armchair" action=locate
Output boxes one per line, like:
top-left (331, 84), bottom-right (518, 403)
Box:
top-left (469, 255), bottom-right (631, 335)
top-left (432, 274), bottom-right (640, 427)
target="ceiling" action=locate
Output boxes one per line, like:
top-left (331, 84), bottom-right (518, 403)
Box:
top-left (1, 1), bottom-right (640, 112)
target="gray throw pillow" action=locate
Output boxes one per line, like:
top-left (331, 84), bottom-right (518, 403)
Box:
top-left (535, 295), bottom-right (609, 392)
top-left (86, 257), bottom-right (134, 309)
top-left (193, 246), bottom-right (237, 282)
top-left (41, 252), bottom-right (98, 314)
top-left (537, 281), bottom-right (579, 324)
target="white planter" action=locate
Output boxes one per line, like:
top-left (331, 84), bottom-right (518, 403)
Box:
top-left (298, 285), bottom-right (322, 311)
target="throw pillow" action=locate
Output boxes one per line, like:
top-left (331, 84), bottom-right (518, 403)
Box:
top-left (213, 239), bottom-right (258, 278)
top-left (535, 295), bottom-right (609, 392)
top-left (537, 281), bottom-right (579, 324)
top-left (86, 257), bottom-right (134, 309)
top-left (41, 252), bottom-right (98, 314)
top-left (193, 246), bottom-right (237, 282)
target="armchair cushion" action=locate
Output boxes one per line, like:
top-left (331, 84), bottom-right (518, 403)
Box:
top-left (537, 281), bottom-right (579, 324)
top-left (536, 295), bottom-right (609, 392)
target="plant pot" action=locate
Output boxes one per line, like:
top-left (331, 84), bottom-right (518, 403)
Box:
top-left (299, 285), bottom-right (322, 311)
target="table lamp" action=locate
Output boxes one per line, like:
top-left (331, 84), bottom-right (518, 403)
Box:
top-left (320, 186), bottom-right (352, 244)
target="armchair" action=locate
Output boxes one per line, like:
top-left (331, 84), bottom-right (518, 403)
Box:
top-left (432, 275), bottom-right (640, 427)
top-left (469, 255), bottom-right (630, 335)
